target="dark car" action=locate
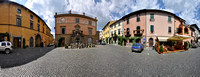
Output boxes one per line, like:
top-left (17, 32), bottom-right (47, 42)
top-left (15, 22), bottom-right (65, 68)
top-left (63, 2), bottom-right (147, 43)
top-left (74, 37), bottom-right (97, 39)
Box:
top-left (131, 43), bottom-right (144, 52)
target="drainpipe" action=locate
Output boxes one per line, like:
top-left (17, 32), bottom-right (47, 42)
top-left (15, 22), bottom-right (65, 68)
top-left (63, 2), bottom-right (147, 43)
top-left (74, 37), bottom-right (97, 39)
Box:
top-left (8, 2), bottom-right (10, 41)
top-left (145, 10), bottom-right (147, 47)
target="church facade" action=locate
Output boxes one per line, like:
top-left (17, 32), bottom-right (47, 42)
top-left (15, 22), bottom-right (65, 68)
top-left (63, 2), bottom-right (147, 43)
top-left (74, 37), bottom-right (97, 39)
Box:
top-left (54, 11), bottom-right (99, 47)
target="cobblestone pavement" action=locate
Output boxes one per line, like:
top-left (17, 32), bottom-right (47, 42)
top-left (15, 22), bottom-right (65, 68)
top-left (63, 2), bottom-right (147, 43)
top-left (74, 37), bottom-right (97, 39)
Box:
top-left (1, 45), bottom-right (200, 77)
top-left (0, 47), bottom-right (55, 68)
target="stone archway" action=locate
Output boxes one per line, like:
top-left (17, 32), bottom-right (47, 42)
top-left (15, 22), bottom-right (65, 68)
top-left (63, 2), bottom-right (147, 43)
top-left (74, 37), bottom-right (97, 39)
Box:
top-left (35, 34), bottom-right (41, 47)
top-left (30, 37), bottom-right (34, 47)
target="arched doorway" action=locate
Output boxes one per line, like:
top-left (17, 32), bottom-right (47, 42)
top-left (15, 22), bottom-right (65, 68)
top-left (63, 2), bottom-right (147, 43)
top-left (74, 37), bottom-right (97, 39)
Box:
top-left (136, 26), bottom-right (140, 34)
top-left (30, 37), bottom-right (34, 47)
top-left (35, 34), bottom-right (41, 47)
top-left (58, 37), bottom-right (65, 47)
top-left (149, 38), bottom-right (153, 47)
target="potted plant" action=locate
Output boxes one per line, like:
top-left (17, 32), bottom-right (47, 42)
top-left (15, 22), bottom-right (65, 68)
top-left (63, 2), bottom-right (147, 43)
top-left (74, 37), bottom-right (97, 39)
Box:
top-left (159, 45), bottom-right (164, 54)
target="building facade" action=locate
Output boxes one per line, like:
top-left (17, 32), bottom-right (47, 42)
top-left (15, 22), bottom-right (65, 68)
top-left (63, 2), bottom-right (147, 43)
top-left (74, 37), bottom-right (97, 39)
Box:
top-left (109, 20), bottom-right (123, 44)
top-left (102, 20), bottom-right (117, 43)
top-left (54, 11), bottom-right (98, 47)
top-left (0, 1), bottom-right (53, 48)
top-left (119, 9), bottom-right (194, 47)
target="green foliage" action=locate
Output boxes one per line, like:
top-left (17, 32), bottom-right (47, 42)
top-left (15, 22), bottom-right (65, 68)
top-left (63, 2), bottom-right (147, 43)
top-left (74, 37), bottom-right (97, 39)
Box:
top-left (23, 38), bottom-right (26, 48)
top-left (117, 36), bottom-right (123, 46)
top-left (159, 45), bottom-right (164, 52)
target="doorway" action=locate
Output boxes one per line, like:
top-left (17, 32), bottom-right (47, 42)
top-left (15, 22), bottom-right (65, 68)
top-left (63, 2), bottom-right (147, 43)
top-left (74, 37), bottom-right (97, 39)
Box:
top-left (149, 38), bottom-right (153, 47)
top-left (13, 37), bottom-right (22, 48)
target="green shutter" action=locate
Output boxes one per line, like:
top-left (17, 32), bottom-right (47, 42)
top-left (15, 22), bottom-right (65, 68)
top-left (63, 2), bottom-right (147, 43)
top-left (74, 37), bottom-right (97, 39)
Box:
top-left (168, 16), bottom-right (171, 22)
top-left (150, 14), bottom-right (154, 19)
top-left (151, 25), bottom-right (154, 32)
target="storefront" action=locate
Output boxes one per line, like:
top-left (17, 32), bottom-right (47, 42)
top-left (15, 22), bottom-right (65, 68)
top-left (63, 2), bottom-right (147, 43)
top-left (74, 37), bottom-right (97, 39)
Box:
top-left (155, 35), bottom-right (191, 54)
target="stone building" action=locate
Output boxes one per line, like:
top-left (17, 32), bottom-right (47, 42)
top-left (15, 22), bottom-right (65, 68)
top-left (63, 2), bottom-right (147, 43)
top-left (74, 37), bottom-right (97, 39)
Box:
top-left (54, 11), bottom-right (98, 47)
top-left (0, 1), bottom-right (53, 48)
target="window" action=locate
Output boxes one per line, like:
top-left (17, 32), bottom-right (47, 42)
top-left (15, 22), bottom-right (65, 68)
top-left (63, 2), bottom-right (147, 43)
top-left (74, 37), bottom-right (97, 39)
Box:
top-left (38, 20), bottom-right (40, 23)
top-left (127, 17), bottom-right (129, 24)
top-left (17, 8), bottom-right (21, 14)
top-left (38, 24), bottom-right (40, 31)
top-left (16, 16), bottom-right (21, 26)
top-left (150, 13), bottom-right (154, 19)
top-left (30, 15), bottom-right (33, 19)
top-left (114, 30), bottom-right (116, 35)
top-left (150, 25), bottom-right (154, 33)
top-left (2, 43), bottom-right (6, 46)
top-left (61, 27), bottom-right (66, 34)
top-left (127, 28), bottom-right (130, 35)
top-left (88, 29), bottom-right (92, 35)
top-left (118, 29), bottom-right (120, 35)
top-left (137, 14), bottom-right (140, 22)
top-left (136, 26), bottom-right (140, 34)
top-left (30, 20), bottom-right (33, 29)
top-left (76, 18), bottom-right (79, 23)
top-left (7, 42), bottom-right (10, 46)
top-left (89, 21), bottom-right (92, 25)
top-left (168, 26), bottom-right (171, 33)
top-left (168, 16), bottom-right (171, 22)
top-left (61, 18), bottom-right (65, 23)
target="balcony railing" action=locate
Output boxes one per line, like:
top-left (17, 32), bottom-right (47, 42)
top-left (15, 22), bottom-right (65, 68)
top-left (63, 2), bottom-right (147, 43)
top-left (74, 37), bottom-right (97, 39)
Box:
top-left (124, 31), bottom-right (131, 37)
top-left (133, 29), bottom-right (144, 36)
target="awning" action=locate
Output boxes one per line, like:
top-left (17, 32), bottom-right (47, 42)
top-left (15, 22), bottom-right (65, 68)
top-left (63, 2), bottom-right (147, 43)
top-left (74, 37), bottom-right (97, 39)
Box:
top-left (167, 34), bottom-right (191, 41)
top-left (158, 37), bottom-right (169, 42)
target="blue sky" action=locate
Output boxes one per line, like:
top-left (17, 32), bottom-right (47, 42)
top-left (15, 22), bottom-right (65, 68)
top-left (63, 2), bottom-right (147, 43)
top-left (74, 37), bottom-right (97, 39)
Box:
top-left (11, 0), bottom-right (200, 36)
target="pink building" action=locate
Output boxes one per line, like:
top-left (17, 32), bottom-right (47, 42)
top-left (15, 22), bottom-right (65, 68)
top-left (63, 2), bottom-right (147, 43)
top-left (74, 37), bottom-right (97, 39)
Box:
top-left (121, 9), bottom-right (193, 47)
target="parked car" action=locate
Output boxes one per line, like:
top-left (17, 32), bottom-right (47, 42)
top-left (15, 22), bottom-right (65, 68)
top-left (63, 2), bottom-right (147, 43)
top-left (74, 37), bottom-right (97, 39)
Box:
top-left (191, 43), bottom-right (198, 48)
top-left (101, 41), bottom-right (106, 45)
top-left (131, 43), bottom-right (144, 52)
top-left (0, 41), bottom-right (13, 54)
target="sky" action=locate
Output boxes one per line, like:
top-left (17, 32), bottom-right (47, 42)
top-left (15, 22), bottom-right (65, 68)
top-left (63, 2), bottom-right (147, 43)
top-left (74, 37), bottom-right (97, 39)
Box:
top-left (10, 0), bottom-right (200, 36)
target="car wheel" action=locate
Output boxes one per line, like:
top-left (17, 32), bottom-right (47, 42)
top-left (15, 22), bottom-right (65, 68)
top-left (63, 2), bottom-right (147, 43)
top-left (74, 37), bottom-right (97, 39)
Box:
top-left (132, 50), bottom-right (134, 52)
top-left (5, 49), bottom-right (10, 54)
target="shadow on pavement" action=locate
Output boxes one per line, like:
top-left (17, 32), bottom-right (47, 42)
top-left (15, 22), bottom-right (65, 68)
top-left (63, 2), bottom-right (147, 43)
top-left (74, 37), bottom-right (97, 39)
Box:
top-left (0, 47), bottom-right (55, 68)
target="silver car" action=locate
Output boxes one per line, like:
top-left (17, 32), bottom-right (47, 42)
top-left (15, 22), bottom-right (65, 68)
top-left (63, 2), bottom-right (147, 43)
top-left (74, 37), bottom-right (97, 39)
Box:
top-left (0, 41), bottom-right (13, 54)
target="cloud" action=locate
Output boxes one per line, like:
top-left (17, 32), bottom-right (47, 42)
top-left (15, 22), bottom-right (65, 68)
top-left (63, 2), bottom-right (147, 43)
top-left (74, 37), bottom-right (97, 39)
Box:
top-left (162, 0), bottom-right (200, 27)
top-left (22, 0), bottom-right (200, 34)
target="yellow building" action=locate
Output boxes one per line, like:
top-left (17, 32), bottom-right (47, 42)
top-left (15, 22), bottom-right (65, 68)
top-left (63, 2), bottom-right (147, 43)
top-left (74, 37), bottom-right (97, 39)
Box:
top-left (102, 20), bottom-right (117, 43)
top-left (0, 1), bottom-right (53, 48)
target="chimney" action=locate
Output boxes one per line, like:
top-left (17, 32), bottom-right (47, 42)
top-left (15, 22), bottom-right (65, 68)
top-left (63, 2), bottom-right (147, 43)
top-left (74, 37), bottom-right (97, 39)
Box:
top-left (83, 12), bottom-right (85, 16)
top-left (95, 17), bottom-right (97, 20)
top-left (55, 12), bottom-right (57, 15)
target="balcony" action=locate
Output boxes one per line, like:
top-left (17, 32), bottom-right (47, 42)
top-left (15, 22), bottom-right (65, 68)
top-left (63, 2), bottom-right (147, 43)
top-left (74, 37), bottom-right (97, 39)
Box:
top-left (133, 29), bottom-right (144, 36)
top-left (124, 31), bottom-right (131, 37)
